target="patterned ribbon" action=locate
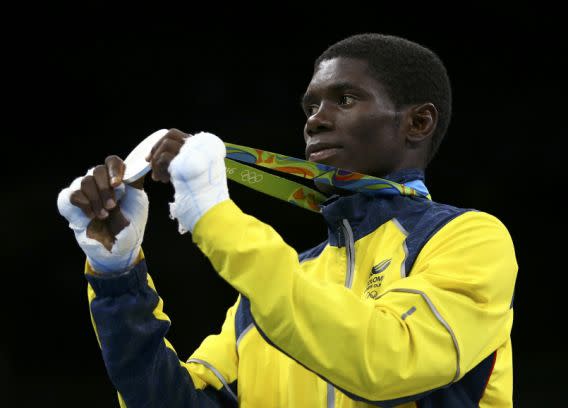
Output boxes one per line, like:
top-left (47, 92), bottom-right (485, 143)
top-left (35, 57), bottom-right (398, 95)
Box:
top-left (224, 142), bottom-right (431, 213)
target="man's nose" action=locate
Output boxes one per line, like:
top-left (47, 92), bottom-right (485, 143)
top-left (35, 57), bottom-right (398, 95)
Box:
top-left (305, 104), bottom-right (334, 137)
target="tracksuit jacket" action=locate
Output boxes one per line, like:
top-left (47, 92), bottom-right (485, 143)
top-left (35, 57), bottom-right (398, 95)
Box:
top-left (85, 168), bottom-right (517, 407)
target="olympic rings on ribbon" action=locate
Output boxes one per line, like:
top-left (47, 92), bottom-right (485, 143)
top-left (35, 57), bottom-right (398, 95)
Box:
top-left (240, 169), bottom-right (263, 184)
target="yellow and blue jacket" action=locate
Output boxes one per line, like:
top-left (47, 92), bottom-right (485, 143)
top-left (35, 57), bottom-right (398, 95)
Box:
top-left (86, 168), bottom-right (517, 407)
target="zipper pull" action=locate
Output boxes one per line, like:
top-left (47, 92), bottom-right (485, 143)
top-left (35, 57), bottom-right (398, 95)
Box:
top-left (336, 226), bottom-right (343, 247)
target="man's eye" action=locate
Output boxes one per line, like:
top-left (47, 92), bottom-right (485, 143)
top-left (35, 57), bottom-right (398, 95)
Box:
top-left (338, 95), bottom-right (355, 105)
top-left (306, 105), bottom-right (319, 116)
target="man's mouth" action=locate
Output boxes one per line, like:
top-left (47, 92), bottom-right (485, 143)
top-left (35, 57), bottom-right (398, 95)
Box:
top-left (308, 147), bottom-right (342, 162)
top-left (306, 142), bottom-right (343, 162)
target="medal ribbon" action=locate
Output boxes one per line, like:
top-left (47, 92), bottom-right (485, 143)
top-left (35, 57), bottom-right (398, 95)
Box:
top-left (224, 142), bottom-right (431, 213)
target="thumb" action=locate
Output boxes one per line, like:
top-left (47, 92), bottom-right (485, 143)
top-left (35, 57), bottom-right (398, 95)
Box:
top-left (57, 176), bottom-right (91, 232)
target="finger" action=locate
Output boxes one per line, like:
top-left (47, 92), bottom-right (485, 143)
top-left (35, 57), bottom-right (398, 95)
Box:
top-left (69, 190), bottom-right (96, 220)
top-left (150, 138), bottom-right (184, 181)
top-left (152, 151), bottom-right (176, 183)
top-left (93, 164), bottom-right (115, 210)
top-left (147, 133), bottom-right (185, 162)
top-left (81, 175), bottom-right (108, 219)
top-left (105, 155), bottom-right (126, 187)
top-left (151, 137), bottom-right (184, 164)
top-left (146, 129), bottom-right (188, 162)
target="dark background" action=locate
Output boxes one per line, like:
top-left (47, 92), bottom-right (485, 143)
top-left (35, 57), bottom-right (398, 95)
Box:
top-left (3, 2), bottom-right (562, 406)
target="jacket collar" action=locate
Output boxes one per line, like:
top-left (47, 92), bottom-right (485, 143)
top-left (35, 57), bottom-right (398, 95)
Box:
top-left (319, 168), bottom-right (428, 245)
top-left (383, 167), bottom-right (426, 184)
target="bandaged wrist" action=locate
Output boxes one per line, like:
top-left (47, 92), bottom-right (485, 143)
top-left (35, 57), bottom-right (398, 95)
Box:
top-left (168, 132), bottom-right (229, 234)
top-left (85, 186), bottom-right (148, 273)
top-left (83, 229), bottom-right (141, 274)
top-left (57, 172), bottom-right (148, 274)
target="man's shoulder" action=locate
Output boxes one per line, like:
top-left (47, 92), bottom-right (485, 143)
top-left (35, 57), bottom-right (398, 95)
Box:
top-left (391, 198), bottom-right (514, 253)
top-left (412, 201), bottom-right (514, 252)
top-left (422, 200), bottom-right (509, 233)
top-left (392, 197), bottom-right (473, 236)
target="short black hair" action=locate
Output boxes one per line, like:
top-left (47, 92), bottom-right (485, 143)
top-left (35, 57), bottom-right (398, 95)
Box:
top-left (315, 33), bottom-right (452, 165)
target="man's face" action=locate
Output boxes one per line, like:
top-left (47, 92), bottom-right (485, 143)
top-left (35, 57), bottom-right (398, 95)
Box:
top-left (302, 57), bottom-right (405, 177)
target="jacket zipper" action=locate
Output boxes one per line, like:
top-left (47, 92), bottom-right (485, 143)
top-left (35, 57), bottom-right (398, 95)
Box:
top-left (327, 382), bottom-right (335, 408)
top-left (327, 219), bottom-right (356, 407)
top-left (341, 219), bottom-right (355, 289)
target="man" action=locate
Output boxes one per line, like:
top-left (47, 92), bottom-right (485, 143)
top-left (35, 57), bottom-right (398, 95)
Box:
top-left (57, 33), bottom-right (517, 407)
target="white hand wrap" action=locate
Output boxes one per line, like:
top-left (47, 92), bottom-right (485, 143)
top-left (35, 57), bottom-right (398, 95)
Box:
top-left (57, 171), bottom-right (149, 274)
top-left (168, 132), bottom-right (229, 234)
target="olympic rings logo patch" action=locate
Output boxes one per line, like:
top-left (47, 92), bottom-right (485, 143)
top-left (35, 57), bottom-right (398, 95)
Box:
top-left (240, 169), bottom-right (263, 184)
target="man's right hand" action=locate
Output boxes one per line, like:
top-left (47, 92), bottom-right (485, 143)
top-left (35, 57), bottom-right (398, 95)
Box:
top-left (57, 155), bottom-right (149, 274)
top-left (70, 155), bottom-right (131, 249)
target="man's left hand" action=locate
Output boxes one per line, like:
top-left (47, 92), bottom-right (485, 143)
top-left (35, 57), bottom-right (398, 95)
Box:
top-left (146, 129), bottom-right (229, 234)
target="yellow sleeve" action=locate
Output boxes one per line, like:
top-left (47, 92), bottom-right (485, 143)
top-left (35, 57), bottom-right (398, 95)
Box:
top-left (192, 200), bottom-right (517, 402)
top-left (186, 295), bottom-right (241, 395)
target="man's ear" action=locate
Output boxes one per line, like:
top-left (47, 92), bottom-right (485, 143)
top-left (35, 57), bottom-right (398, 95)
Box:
top-left (405, 103), bottom-right (438, 145)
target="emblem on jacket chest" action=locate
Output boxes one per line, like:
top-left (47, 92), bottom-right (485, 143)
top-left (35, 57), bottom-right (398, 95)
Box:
top-left (364, 258), bottom-right (392, 299)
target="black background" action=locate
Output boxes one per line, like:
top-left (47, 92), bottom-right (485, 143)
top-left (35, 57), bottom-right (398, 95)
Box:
top-left (3, 2), bottom-right (562, 406)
